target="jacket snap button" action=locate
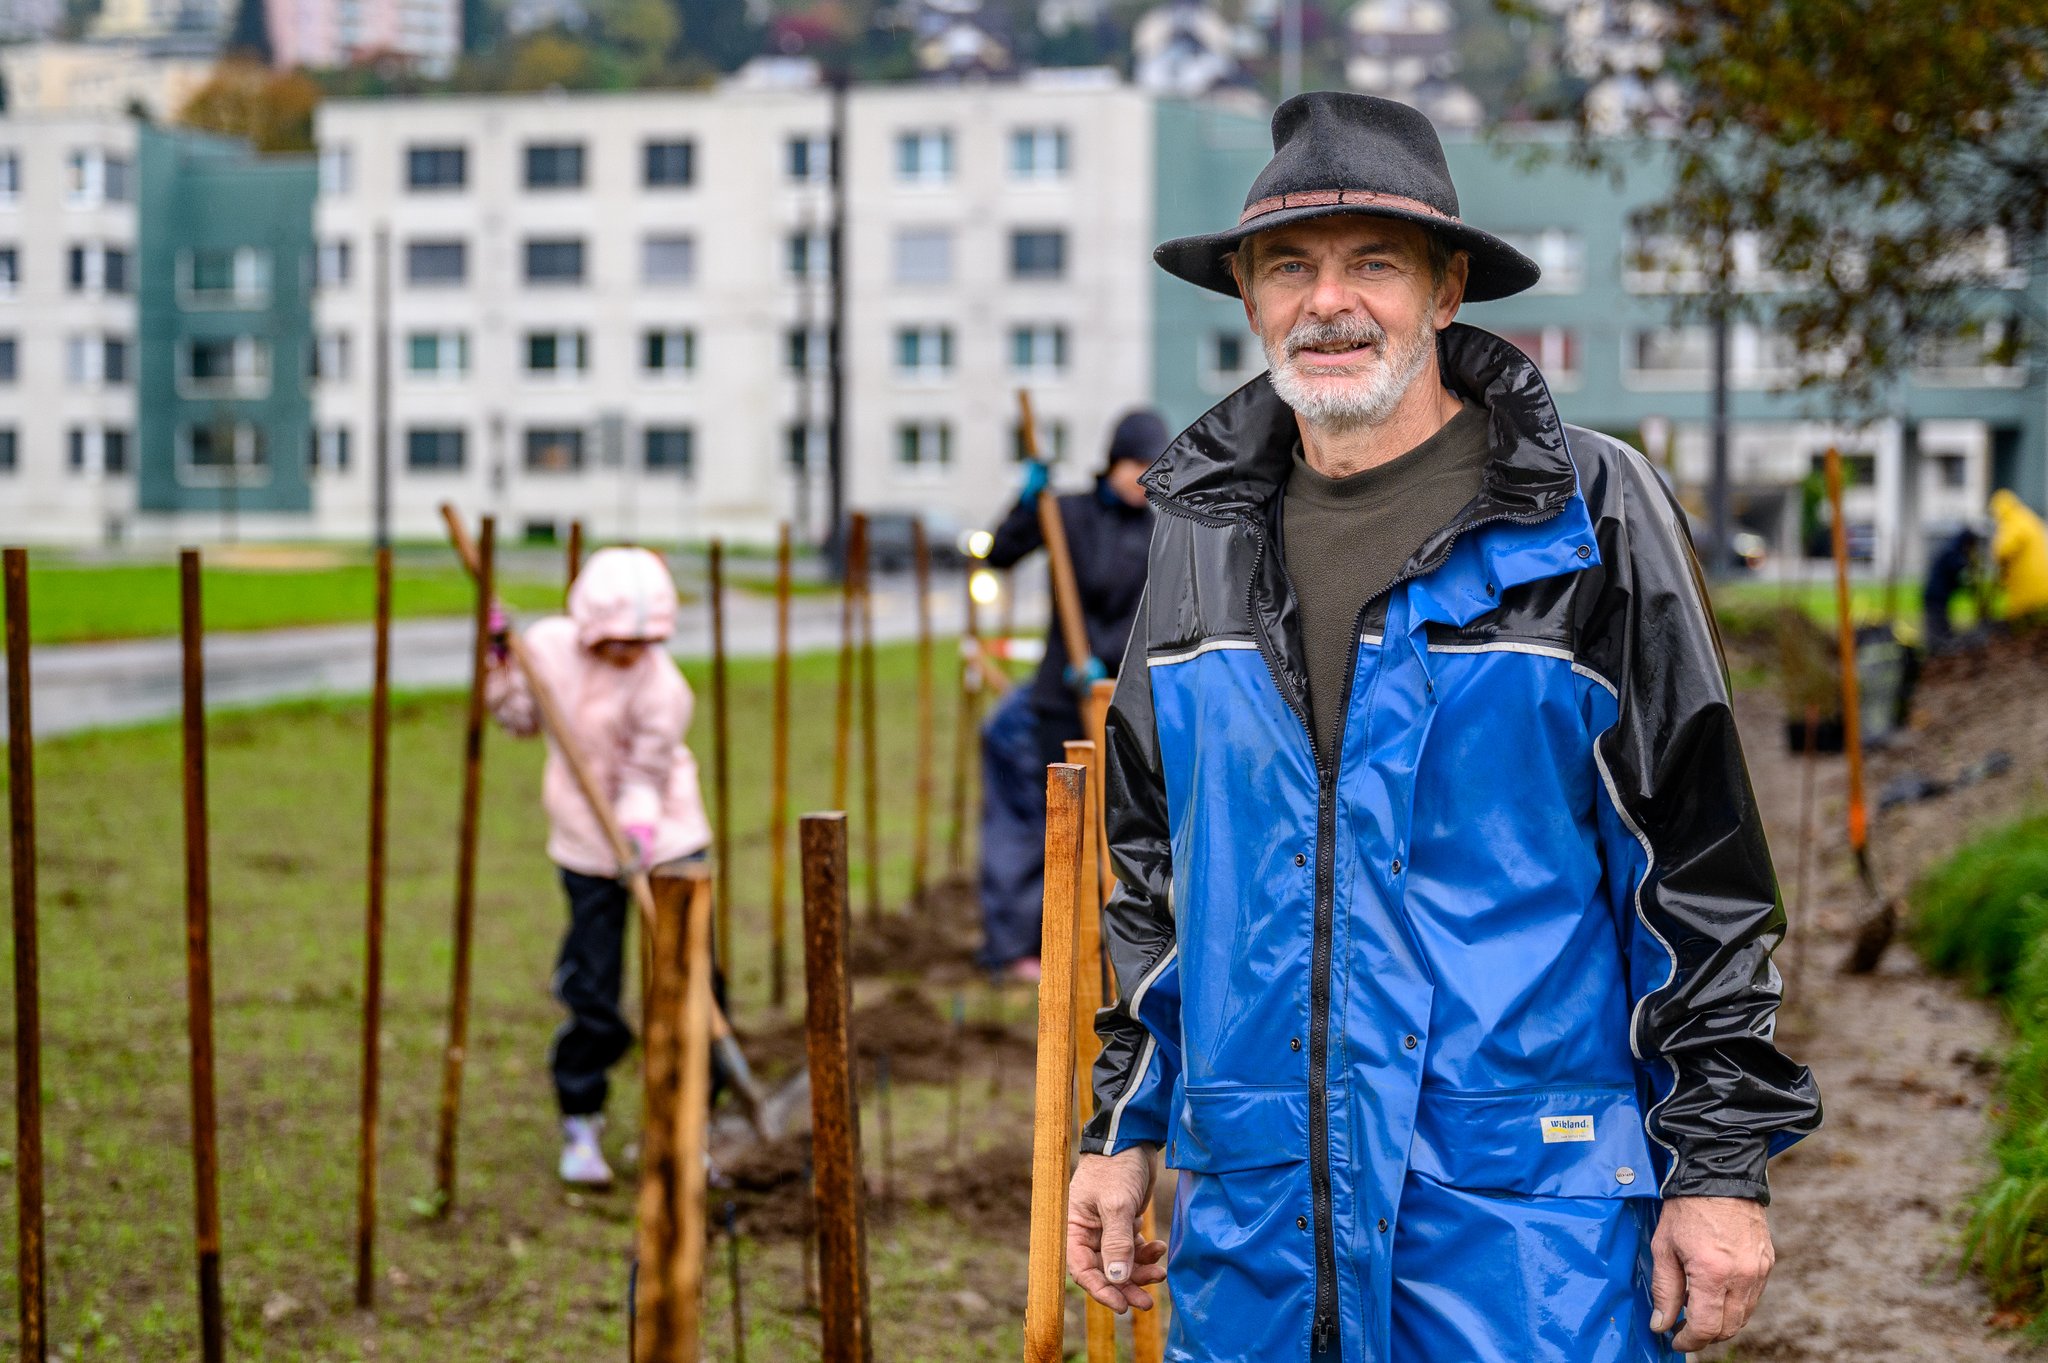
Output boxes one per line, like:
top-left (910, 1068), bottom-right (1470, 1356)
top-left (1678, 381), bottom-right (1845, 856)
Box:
top-left (1294, 853), bottom-right (1306, 867)
top-left (1390, 859), bottom-right (1403, 876)
top-left (1615, 1167), bottom-right (1636, 1186)
top-left (1577, 544), bottom-right (1592, 559)
top-left (1403, 1034), bottom-right (1417, 1050)
top-left (1290, 1037), bottom-right (1302, 1052)
top-left (1377, 1218), bottom-right (1389, 1234)
top-left (1296, 1215), bottom-right (1308, 1231)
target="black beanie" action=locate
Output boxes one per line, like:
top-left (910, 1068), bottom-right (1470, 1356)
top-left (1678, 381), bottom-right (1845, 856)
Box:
top-left (1105, 409), bottom-right (1171, 472)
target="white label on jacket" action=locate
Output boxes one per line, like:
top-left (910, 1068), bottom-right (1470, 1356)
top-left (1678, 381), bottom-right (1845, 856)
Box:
top-left (1540, 1115), bottom-right (1596, 1144)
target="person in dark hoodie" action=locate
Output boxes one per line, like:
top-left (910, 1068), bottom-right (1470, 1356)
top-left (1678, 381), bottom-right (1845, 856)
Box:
top-left (976, 409), bottom-right (1166, 979)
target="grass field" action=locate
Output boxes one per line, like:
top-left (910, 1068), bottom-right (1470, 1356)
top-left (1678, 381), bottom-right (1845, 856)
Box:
top-left (0, 640), bottom-right (1070, 1361)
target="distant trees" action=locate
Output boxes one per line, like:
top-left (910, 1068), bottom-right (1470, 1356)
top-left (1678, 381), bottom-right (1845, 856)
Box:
top-left (1530, 0), bottom-right (2048, 408)
top-left (178, 59), bottom-right (321, 153)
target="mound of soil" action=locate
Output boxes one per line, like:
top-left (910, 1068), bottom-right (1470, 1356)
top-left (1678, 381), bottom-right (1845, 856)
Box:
top-left (846, 876), bottom-right (986, 981)
top-left (741, 983), bottom-right (1037, 1090)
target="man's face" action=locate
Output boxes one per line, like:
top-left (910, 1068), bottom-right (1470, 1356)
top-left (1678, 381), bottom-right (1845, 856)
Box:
top-left (1232, 215), bottom-right (1467, 432)
top-left (1106, 459), bottom-right (1148, 507)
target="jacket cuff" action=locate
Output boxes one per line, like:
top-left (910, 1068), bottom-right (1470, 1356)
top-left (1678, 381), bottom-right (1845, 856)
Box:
top-left (1077, 1135), bottom-right (1159, 1159)
top-left (1661, 1175), bottom-right (1771, 1206)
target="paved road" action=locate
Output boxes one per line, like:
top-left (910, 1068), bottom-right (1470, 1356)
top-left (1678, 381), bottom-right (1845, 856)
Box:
top-left (5, 568), bottom-right (1048, 737)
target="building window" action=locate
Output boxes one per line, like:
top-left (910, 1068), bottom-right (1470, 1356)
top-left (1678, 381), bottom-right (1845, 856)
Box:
top-left (644, 426), bottom-right (695, 474)
top-left (1915, 317), bottom-right (2025, 385)
top-left (643, 234), bottom-right (696, 285)
top-left (785, 326), bottom-right (828, 374)
top-left (318, 144), bottom-right (352, 196)
top-left (896, 420), bottom-right (952, 470)
top-left (895, 325), bottom-right (954, 377)
top-left (181, 247), bottom-right (271, 306)
top-left (1010, 127), bottom-right (1069, 179)
top-left (69, 244), bottom-right (125, 294)
top-left (1011, 419), bottom-right (1067, 464)
top-left (1934, 452), bottom-right (1969, 489)
top-left (68, 427), bottom-right (86, 471)
top-left (525, 330), bottom-right (589, 375)
top-left (103, 428), bottom-right (128, 475)
top-left (785, 230), bottom-right (831, 280)
top-left (309, 426), bottom-right (350, 473)
top-left (103, 337), bottom-right (128, 385)
top-left (525, 427), bottom-right (586, 472)
top-left (317, 239), bottom-right (353, 288)
top-left (1011, 324), bottom-right (1068, 373)
top-left (1496, 327), bottom-right (1581, 383)
top-left (786, 134), bottom-right (830, 183)
top-left (1011, 230), bottom-right (1066, 281)
top-left (182, 422), bottom-right (269, 481)
top-left (406, 145), bottom-right (467, 190)
top-left (313, 331), bottom-right (353, 382)
top-left (524, 237), bottom-right (585, 285)
top-left (181, 336), bottom-right (269, 396)
top-left (0, 337), bottom-right (14, 382)
top-left (893, 229), bottom-right (952, 285)
top-left (405, 239), bottom-right (467, 286)
top-left (644, 140), bottom-right (694, 187)
top-left (0, 153), bottom-right (20, 203)
top-left (1210, 332), bottom-right (1248, 378)
top-left (786, 422), bottom-right (824, 471)
top-left (64, 335), bottom-right (126, 385)
top-left (407, 427), bottom-right (466, 471)
top-left (896, 130), bottom-right (954, 183)
top-left (1626, 326), bottom-right (1711, 382)
top-left (0, 248), bottom-right (17, 295)
top-left (0, 429), bottom-right (13, 472)
top-left (644, 328), bottom-right (696, 374)
top-left (407, 330), bottom-right (469, 378)
top-left (524, 142), bottom-right (586, 190)
top-left (103, 247), bottom-right (130, 294)
top-left (1498, 229), bottom-right (1585, 294)
top-left (66, 150), bottom-right (130, 206)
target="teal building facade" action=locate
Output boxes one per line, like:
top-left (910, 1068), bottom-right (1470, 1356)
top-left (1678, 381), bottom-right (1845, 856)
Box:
top-left (137, 125), bottom-right (318, 518)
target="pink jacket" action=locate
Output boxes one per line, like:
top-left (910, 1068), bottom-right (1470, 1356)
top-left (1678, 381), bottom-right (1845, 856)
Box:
top-left (485, 547), bottom-right (712, 877)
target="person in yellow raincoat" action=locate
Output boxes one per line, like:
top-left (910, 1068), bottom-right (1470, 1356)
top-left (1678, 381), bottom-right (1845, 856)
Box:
top-left (1989, 489), bottom-right (2048, 620)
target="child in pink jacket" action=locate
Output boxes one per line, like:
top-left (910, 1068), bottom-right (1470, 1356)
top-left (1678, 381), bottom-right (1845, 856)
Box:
top-left (486, 546), bottom-right (711, 1187)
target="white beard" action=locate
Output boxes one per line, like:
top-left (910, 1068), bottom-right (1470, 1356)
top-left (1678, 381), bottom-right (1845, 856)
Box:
top-left (1263, 309), bottom-right (1437, 434)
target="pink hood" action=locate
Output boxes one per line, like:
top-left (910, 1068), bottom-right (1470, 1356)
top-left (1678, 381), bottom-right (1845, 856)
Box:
top-left (569, 547), bottom-right (679, 648)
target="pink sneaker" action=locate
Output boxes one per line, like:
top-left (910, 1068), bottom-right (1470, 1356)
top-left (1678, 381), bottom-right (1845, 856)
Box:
top-left (1006, 956), bottom-right (1042, 984)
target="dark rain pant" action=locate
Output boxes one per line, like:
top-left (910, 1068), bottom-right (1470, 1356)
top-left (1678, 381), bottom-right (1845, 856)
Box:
top-left (977, 686), bottom-right (1085, 968)
top-left (551, 867), bottom-right (634, 1117)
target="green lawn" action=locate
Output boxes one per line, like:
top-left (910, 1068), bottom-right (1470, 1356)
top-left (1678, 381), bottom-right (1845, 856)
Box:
top-left (0, 641), bottom-right (1068, 1361)
top-left (20, 561), bottom-right (570, 646)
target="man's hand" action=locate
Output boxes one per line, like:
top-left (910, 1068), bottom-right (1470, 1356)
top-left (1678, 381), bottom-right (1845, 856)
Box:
top-left (1066, 1148), bottom-right (1168, 1314)
top-left (1649, 1195), bottom-right (1775, 1351)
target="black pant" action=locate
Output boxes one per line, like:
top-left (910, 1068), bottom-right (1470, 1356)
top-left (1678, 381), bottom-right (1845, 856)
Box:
top-left (551, 867), bottom-right (633, 1117)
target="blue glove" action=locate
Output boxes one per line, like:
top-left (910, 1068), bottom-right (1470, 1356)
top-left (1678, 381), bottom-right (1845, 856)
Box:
top-left (1064, 655), bottom-right (1107, 692)
top-left (1018, 459), bottom-right (1050, 502)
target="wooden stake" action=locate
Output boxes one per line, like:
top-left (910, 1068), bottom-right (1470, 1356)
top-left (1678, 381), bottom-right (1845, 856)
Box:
top-left (947, 991), bottom-right (965, 1164)
top-left (179, 549), bottom-right (225, 1363)
top-left (770, 523), bottom-right (793, 1011)
top-left (5, 548), bottom-right (47, 1363)
top-left (1063, 741), bottom-right (1117, 1363)
top-left (725, 1202), bottom-right (748, 1363)
top-left (1024, 763), bottom-right (1086, 1363)
top-left (911, 518), bottom-right (934, 910)
top-left (669, 870), bottom-right (715, 1357)
top-left (1823, 447), bottom-right (1872, 886)
top-left (434, 515), bottom-right (494, 1214)
top-left (833, 516), bottom-right (866, 810)
top-left (710, 539), bottom-right (733, 974)
top-left (1017, 391), bottom-right (1093, 684)
top-left (856, 524), bottom-right (881, 924)
top-left (355, 546), bottom-right (393, 1308)
top-left (1132, 1202), bottom-right (1167, 1363)
top-left (877, 1051), bottom-right (895, 1212)
top-left (633, 869), bottom-right (688, 1363)
top-left (566, 519), bottom-right (584, 596)
top-left (801, 813), bottom-right (873, 1363)
top-left (1086, 679), bottom-right (1115, 907)
top-left (948, 569), bottom-right (980, 877)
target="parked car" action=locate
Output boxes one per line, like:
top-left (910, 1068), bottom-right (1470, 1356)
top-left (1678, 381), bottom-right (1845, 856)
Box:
top-left (851, 510), bottom-right (966, 573)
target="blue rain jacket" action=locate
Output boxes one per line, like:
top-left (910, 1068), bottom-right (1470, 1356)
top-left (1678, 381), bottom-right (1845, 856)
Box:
top-left (1079, 326), bottom-right (1822, 1362)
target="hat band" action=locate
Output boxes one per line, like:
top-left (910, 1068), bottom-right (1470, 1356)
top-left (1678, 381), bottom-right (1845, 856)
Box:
top-left (1237, 188), bottom-right (1460, 229)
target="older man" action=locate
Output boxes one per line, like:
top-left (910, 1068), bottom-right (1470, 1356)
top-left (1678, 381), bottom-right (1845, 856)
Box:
top-left (1065, 92), bottom-right (1821, 1363)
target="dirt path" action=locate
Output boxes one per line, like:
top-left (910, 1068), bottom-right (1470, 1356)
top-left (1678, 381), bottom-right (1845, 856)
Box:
top-left (1708, 640), bottom-right (2048, 1361)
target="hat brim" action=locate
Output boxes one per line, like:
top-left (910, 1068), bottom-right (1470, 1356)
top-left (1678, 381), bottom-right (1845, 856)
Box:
top-left (1155, 201), bottom-right (1542, 304)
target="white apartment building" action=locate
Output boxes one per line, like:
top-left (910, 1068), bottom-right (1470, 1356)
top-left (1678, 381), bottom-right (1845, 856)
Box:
top-left (0, 115), bottom-right (142, 544)
top-left (268, 0), bottom-right (462, 78)
top-left (310, 76), bottom-right (1156, 547)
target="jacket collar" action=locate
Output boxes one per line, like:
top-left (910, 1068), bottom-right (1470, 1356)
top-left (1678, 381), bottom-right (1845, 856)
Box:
top-left (1142, 322), bottom-right (1579, 526)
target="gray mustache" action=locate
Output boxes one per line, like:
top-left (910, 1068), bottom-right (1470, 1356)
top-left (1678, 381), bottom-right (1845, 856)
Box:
top-left (1284, 319), bottom-right (1386, 357)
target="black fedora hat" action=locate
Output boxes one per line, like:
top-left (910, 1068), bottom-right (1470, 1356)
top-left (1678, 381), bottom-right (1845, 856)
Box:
top-left (1156, 91), bottom-right (1541, 303)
